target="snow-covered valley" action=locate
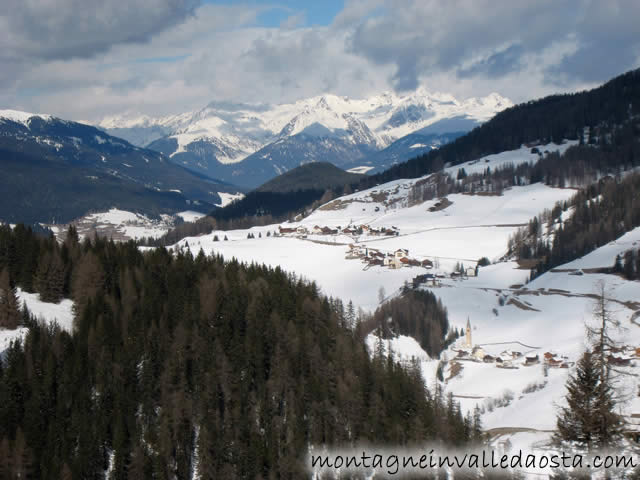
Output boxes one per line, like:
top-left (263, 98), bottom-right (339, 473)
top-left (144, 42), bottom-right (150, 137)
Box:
top-left (161, 141), bottom-right (640, 462)
top-left (2, 139), bottom-right (638, 474)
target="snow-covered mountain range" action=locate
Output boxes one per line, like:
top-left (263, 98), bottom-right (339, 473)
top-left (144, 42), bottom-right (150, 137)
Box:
top-left (99, 89), bottom-right (512, 188)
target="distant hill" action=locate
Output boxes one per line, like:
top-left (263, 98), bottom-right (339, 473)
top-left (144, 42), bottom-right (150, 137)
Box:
top-left (255, 162), bottom-right (363, 193)
top-left (150, 163), bottom-right (362, 245)
top-left (0, 110), bottom-right (240, 224)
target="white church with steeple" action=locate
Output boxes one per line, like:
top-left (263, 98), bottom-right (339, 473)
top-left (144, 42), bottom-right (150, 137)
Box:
top-left (465, 317), bottom-right (472, 348)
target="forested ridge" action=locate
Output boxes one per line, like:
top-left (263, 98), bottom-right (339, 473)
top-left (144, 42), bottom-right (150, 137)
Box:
top-left (360, 68), bottom-right (640, 188)
top-left (0, 225), bottom-right (471, 479)
top-left (506, 172), bottom-right (640, 278)
top-left (146, 189), bottom-right (326, 246)
top-left (254, 162), bottom-right (363, 193)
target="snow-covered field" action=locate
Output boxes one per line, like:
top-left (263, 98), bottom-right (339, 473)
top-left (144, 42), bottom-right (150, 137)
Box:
top-left (176, 210), bottom-right (207, 223)
top-left (0, 327), bottom-right (29, 356)
top-left (0, 288), bottom-right (75, 355)
top-left (176, 181), bottom-right (575, 310)
top-left (16, 288), bottom-right (74, 333)
top-left (430, 236), bottom-right (640, 462)
top-left (48, 207), bottom-right (208, 242)
top-left (215, 192), bottom-right (245, 208)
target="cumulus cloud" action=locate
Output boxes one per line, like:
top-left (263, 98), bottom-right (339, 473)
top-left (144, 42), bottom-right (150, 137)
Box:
top-left (1, 0), bottom-right (638, 122)
top-left (346, 0), bottom-right (640, 92)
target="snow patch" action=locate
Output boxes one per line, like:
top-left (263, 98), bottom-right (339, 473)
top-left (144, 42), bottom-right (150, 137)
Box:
top-left (16, 288), bottom-right (75, 333)
top-left (347, 166), bottom-right (374, 174)
top-left (215, 192), bottom-right (245, 207)
top-left (365, 333), bottom-right (430, 363)
top-left (177, 211), bottom-right (206, 222)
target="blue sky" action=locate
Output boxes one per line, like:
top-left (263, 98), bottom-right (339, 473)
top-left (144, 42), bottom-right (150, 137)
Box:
top-left (203, 0), bottom-right (345, 27)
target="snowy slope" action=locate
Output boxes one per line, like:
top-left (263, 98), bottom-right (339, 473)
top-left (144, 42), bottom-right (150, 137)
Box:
top-left (165, 140), bottom-right (640, 463)
top-left (174, 183), bottom-right (575, 311)
top-left (423, 241), bottom-right (640, 451)
top-left (358, 231), bottom-right (640, 476)
top-left (17, 288), bottom-right (74, 332)
top-left (47, 207), bottom-right (210, 242)
top-left (170, 142), bottom-right (576, 311)
top-left (0, 109), bottom-right (53, 126)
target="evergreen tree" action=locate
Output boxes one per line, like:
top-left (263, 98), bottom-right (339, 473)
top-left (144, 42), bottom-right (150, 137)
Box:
top-left (623, 250), bottom-right (636, 280)
top-left (0, 268), bottom-right (21, 329)
top-left (556, 349), bottom-right (623, 449)
top-left (472, 405), bottom-right (483, 442)
top-left (71, 251), bottom-right (104, 314)
top-left (613, 254), bottom-right (623, 273)
top-left (12, 428), bottom-right (34, 480)
top-left (34, 250), bottom-right (65, 303)
top-left (556, 350), bottom-right (600, 447)
top-left (0, 437), bottom-right (10, 479)
top-left (345, 300), bottom-right (356, 329)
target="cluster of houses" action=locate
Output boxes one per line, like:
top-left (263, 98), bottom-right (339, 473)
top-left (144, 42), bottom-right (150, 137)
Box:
top-left (594, 344), bottom-right (640, 367)
top-left (453, 319), bottom-right (576, 369)
top-left (452, 267), bottom-right (478, 278)
top-left (457, 344), bottom-right (638, 371)
top-left (346, 244), bottom-right (434, 270)
top-left (412, 273), bottom-right (445, 288)
top-left (455, 345), bottom-right (527, 369)
top-left (277, 224), bottom-right (400, 238)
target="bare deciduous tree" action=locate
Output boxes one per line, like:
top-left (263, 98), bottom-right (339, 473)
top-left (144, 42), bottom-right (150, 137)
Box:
top-left (585, 280), bottom-right (625, 383)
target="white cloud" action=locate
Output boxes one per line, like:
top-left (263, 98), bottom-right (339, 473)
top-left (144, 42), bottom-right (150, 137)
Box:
top-left (1, 0), bottom-right (638, 122)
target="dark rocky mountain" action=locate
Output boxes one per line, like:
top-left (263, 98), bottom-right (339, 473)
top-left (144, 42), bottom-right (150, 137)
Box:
top-left (0, 111), bottom-right (240, 224)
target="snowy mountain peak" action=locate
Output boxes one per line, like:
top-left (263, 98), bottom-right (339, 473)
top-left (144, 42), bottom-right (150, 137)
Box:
top-left (0, 109), bottom-right (54, 127)
top-left (96, 87), bottom-right (512, 187)
top-left (98, 88), bottom-right (511, 147)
